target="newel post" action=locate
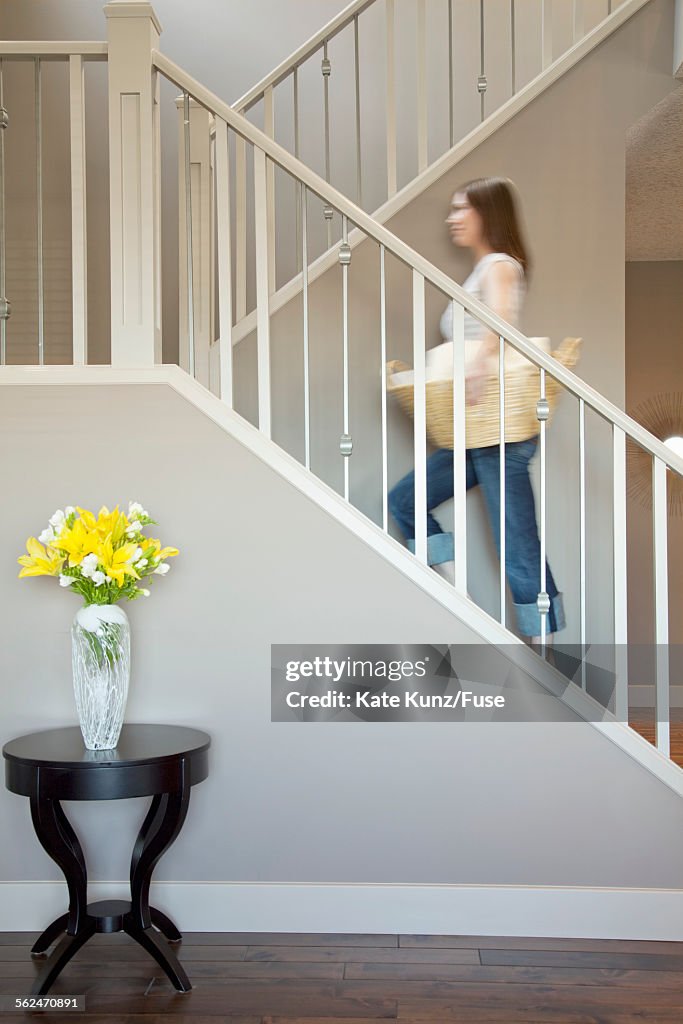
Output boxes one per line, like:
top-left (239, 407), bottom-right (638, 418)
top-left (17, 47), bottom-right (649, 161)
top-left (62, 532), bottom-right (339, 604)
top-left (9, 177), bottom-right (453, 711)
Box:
top-left (105, 1), bottom-right (162, 366)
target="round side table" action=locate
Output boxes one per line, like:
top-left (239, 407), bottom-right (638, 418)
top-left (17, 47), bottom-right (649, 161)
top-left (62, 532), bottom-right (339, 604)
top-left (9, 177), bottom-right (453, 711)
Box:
top-left (3, 724), bottom-right (210, 996)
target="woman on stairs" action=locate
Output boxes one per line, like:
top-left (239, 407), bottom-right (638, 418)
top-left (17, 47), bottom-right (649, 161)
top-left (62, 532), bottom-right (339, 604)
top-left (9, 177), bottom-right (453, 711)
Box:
top-left (388, 176), bottom-right (565, 647)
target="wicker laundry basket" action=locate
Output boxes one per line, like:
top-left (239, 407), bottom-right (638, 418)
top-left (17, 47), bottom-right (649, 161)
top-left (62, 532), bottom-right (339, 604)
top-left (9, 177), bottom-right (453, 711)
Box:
top-left (386, 336), bottom-right (582, 449)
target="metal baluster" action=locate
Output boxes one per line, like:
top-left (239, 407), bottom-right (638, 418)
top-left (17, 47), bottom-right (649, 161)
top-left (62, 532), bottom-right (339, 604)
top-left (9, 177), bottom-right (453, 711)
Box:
top-left (608, 0), bottom-right (612, 13)
top-left (35, 59), bottom-right (44, 366)
top-left (302, 183), bottom-right (310, 470)
top-left (448, 0), bottom-right (454, 148)
top-left (478, 0), bottom-right (487, 122)
top-left (0, 59), bottom-right (8, 366)
top-left (413, 271), bottom-right (427, 564)
top-left (69, 55), bottom-right (87, 366)
top-left (340, 214), bottom-right (352, 501)
top-left (510, 0), bottom-right (516, 95)
top-left (182, 92), bottom-right (195, 378)
top-left (322, 42), bottom-right (333, 249)
top-left (385, 0), bottom-right (397, 198)
top-left (537, 368), bottom-right (550, 646)
top-left (294, 69), bottom-right (302, 273)
top-left (499, 336), bottom-right (506, 627)
top-left (613, 425), bottom-right (628, 721)
top-left (452, 301), bottom-right (467, 594)
top-left (417, 0), bottom-right (428, 172)
top-left (253, 147), bottom-right (271, 438)
top-left (380, 245), bottom-right (388, 532)
top-left (652, 456), bottom-right (670, 756)
top-left (354, 15), bottom-right (362, 207)
top-left (214, 116), bottom-right (233, 408)
top-left (579, 398), bottom-right (587, 688)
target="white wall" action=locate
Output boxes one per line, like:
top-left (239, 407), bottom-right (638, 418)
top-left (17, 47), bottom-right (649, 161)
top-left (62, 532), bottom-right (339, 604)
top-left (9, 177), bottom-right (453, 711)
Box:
top-left (3, 381), bottom-right (683, 905)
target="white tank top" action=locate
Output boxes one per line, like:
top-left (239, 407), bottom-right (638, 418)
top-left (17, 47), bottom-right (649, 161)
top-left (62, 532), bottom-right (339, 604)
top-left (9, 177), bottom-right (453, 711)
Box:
top-left (439, 252), bottom-right (525, 347)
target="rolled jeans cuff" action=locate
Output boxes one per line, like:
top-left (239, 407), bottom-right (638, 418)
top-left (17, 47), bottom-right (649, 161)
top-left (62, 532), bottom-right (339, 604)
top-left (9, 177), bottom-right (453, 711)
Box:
top-left (407, 532), bottom-right (454, 566)
top-left (514, 592), bottom-right (566, 636)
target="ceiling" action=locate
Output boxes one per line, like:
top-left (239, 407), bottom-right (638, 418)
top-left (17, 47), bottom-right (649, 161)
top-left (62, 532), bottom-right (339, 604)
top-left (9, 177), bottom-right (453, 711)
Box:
top-left (626, 86), bottom-right (683, 261)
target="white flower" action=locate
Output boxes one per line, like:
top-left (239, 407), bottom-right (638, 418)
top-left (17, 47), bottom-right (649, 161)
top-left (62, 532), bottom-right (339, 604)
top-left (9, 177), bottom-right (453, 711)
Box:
top-left (128, 502), bottom-right (147, 520)
top-left (135, 559), bottom-right (148, 570)
top-left (49, 509), bottom-right (66, 529)
top-left (39, 527), bottom-right (56, 544)
top-left (105, 576), bottom-right (112, 583)
top-left (65, 506), bottom-right (75, 517)
top-left (153, 563), bottom-right (170, 575)
top-left (80, 553), bottom-right (99, 578)
top-left (125, 523), bottom-right (139, 537)
top-left (59, 575), bottom-right (73, 588)
top-left (132, 547), bottom-right (143, 562)
top-left (140, 588), bottom-right (150, 597)
top-left (91, 571), bottom-right (106, 587)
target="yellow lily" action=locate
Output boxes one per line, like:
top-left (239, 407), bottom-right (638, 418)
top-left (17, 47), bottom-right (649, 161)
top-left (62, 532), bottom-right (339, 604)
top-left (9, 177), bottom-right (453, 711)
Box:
top-left (51, 519), bottom-right (102, 567)
top-left (18, 538), bottom-right (64, 578)
top-left (142, 538), bottom-right (179, 561)
top-left (100, 535), bottom-right (140, 586)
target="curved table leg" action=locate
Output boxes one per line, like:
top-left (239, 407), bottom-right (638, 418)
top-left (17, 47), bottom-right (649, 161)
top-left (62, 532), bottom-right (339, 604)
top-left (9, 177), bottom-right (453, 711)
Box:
top-left (150, 906), bottom-right (182, 943)
top-left (30, 787), bottom-right (88, 936)
top-left (31, 918), bottom-right (96, 996)
top-left (123, 913), bottom-right (191, 992)
top-left (30, 912), bottom-right (69, 957)
top-left (129, 759), bottom-right (190, 932)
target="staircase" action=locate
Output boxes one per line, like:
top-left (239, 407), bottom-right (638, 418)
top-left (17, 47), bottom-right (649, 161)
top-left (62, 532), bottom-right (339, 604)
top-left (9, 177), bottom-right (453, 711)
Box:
top-left (1, 0), bottom-right (683, 937)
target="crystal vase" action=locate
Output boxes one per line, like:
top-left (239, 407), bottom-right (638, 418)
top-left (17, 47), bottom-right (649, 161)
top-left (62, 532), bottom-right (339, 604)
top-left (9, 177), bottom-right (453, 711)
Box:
top-left (71, 604), bottom-right (131, 750)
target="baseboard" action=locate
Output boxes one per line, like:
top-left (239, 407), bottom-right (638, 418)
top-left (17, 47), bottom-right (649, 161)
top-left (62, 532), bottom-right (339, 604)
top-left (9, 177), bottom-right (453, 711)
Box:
top-left (3, 881), bottom-right (683, 941)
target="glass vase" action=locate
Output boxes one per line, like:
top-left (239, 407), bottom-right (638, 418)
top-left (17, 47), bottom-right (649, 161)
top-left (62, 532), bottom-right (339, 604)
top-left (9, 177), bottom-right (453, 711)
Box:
top-left (71, 604), bottom-right (131, 750)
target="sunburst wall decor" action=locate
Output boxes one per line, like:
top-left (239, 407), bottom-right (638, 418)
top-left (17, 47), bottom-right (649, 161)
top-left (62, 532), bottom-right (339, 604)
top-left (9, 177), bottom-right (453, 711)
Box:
top-left (626, 392), bottom-right (683, 517)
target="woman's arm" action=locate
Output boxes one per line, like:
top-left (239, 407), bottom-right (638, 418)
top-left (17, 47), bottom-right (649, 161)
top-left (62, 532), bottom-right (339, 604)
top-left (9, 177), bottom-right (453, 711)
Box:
top-left (466, 259), bottom-right (520, 405)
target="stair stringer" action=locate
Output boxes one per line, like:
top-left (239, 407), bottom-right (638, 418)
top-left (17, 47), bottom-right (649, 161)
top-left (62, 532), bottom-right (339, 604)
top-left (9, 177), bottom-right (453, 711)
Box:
top-left (2, 361), bottom-right (681, 798)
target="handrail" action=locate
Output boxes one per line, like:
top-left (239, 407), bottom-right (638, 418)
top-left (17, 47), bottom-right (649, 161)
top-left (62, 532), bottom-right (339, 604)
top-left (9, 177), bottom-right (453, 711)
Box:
top-left (231, 0), bottom-right (376, 113)
top-left (0, 42), bottom-right (108, 60)
top-left (153, 48), bottom-right (683, 479)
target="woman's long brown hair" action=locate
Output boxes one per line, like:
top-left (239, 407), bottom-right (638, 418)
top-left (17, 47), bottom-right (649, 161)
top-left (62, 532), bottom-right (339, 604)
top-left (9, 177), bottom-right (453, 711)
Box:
top-left (461, 177), bottom-right (531, 278)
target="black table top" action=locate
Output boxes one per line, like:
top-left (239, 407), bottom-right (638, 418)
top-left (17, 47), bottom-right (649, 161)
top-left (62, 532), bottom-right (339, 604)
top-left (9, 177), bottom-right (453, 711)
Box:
top-left (3, 725), bottom-right (210, 768)
top-left (3, 725), bottom-right (211, 800)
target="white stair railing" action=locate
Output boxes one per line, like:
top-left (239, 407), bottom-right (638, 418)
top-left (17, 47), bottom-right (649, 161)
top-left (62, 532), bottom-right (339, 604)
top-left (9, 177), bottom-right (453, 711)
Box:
top-left (0, 42), bottom-right (108, 367)
top-left (152, 47), bottom-right (682, 759)
top-left (228, 0), bottom-right (633, 318)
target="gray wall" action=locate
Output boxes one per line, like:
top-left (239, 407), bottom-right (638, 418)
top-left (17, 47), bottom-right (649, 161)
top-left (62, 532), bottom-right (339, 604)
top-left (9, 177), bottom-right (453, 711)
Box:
top-left (626, 261), bottom-right (683, 646)
top-left (233, 0), bottom-right (679, 647)
top-left (3, 382), bottom-right (683, 891)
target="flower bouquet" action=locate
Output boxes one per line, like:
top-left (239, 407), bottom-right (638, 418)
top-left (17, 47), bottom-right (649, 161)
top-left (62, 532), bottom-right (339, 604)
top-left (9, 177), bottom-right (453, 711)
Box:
top-left (17, 503), bottom-right (178, 750)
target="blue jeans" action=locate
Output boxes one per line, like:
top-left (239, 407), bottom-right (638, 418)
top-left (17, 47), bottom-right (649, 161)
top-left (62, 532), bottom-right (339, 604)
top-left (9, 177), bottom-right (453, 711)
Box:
top-left (388, 437), bottom-right (566, 635)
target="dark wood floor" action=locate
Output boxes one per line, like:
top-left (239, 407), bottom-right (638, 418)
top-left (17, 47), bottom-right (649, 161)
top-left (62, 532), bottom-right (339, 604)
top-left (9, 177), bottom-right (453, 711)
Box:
top-left (3, 930), bottom-right (683, 1022)
top-left (629, 709), bottom-right (683, 768)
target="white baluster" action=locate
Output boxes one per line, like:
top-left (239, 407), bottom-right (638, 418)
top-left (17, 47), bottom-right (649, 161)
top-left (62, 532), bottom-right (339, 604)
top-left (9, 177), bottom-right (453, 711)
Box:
top-left (341, 214), bottom-right (351, 502)
top-left (253, 147), bottom-right (272, 438)
top-left (572, 0), bottom-right (585, 42)
top-left (69, 54), bottom-right (87, 365)
top-left (380, 246), bottom-right (388, 532)
top-left (579, 398), bottom-right (587, 687)
top-left (385, 0), bottom-right (397, 198)
top-left (413, 271), bottom-right (427, 564)
top-left (35, 58), bottom-right (44, 366)
top-left (652, 456), bottom-right (670, 757)
top-left (263, 84), bottom-right (276, 293)
top-left (452, 302), bottom-right (467, 595)
top-left (214, 115), bottom-right (233, 408)
top-left (613, 426), bottom-right (628, 722)
top-left (499, 336), bottom-right (507, 626)
top-left (541, 0), bottom-right (553, 69)
top-left (302, 183), bottom-right (310, 469)
top-left (105, 0), bottom-right (162, 365)
top-left (235, 131), bottom-right (247, 321)
top-left (417, 0), bottom-right (428, 173)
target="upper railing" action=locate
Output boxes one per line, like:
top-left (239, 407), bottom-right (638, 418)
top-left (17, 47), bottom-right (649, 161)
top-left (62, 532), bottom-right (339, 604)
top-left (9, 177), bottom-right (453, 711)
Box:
top-left (0, 3), bottom-right (679, 762)
top-left (226, 0), bottom-right (631, 321)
